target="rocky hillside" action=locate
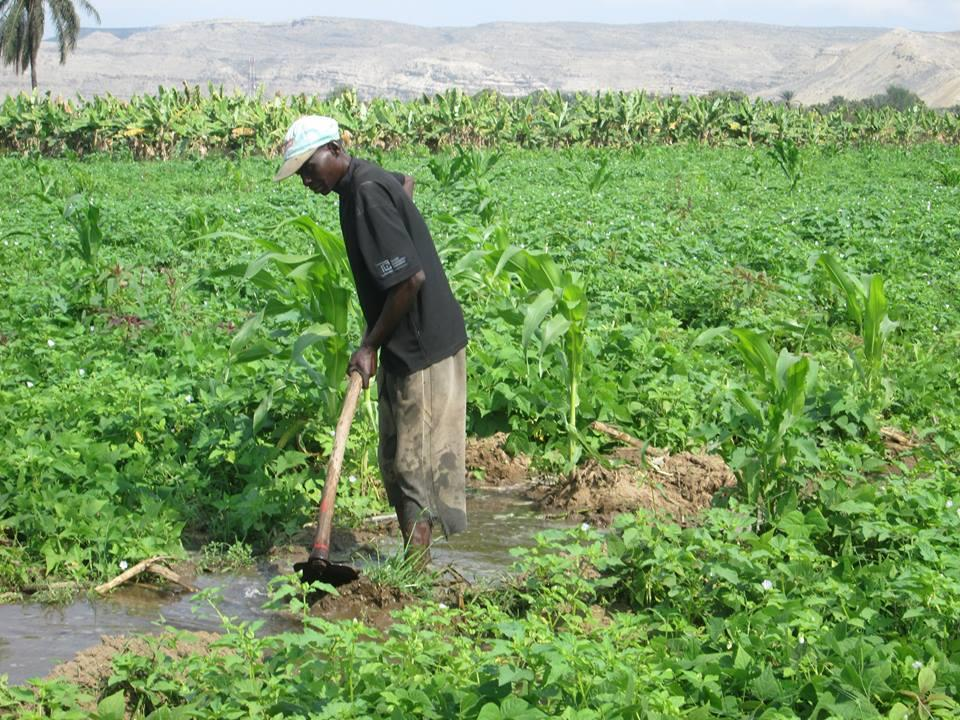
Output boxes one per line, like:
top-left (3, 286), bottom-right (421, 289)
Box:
top-left (1, 18), bottom-right (958, 106)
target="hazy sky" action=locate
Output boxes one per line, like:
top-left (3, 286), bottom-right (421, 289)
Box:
top-left (85, 1), bottom-right (960, 32)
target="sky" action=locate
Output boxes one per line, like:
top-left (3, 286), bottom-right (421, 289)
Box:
top-left (84, 1), bottom-right (960, 33)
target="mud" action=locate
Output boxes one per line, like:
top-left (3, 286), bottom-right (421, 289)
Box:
top-left (466, 433), bottom-right (531, 487)
top-left (46, 631), bottom-right (223, 694)
top-left (309, 576), bottom-right (412, 631)
top-left (532, 446), bottom-right (736, 526)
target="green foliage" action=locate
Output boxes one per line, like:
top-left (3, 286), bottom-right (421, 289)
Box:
top-left (816, 252), bottom-right (899, 400)
top-left (696, 327), bottom-right (819, 525)
top-left (2, 87), bottom-right (959, 158)
top-left (769, 137), bottom-right (803, 190)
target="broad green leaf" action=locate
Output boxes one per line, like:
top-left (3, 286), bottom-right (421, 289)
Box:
top-left (96, 690), bottom-right (126, 720)
top-left (540, 314), bottom-right (571, 356)
top-left (693, 326), bottom-right (730, 347)
top-left (229, 312), bottom-right (264, 357)
top-left (522, 289), bottom-right (557, 349)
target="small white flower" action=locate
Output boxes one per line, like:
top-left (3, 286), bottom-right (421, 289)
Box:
top-left (89, 325), bottom-right (95, 333)
top-left (47, 339), bottom-right (55, 348)
top-left (438, 602), bottom-right (448, 609)
top-left (761, 579), bottom-right (773, 591)
top-left (184, 394), bottom-right (194, 403)
top-left (798, 635), bottom-right (805, 645)
top-left (913, 660), bottom-right (923, 669)
top-left (330, 430), bottom-right (336, 437)
top-left (726, 641), bottom-right (733, 650)
top-left (119, 560), bottom-right (129, 570)
top-left (78, 368), bottom-right (85, 377)
top-left (933, 326), bottom-right (939, 332)
top-left (349, 475), bottom-right (357, 483)
top-left (948, 500), bottom-right (955, 509)
top-left (581, 522), bottom-right (590, 531)
top-left (26, 381), bottom-right (34, 388)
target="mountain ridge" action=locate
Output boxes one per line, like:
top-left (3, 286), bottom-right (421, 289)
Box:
top-left (4, 18), bottom-right (958, 107)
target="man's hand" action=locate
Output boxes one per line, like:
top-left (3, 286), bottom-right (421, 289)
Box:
top-left (348, 345), bottom-right (377, 388)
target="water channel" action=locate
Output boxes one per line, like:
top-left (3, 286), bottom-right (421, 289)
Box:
top-left (0, 488), bottom-right (569, 685)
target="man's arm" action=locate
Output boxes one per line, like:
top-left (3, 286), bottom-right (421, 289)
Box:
top-left (349, 269), bottom-right (426, 387)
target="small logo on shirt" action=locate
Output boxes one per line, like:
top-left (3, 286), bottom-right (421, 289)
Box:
top-left (377, 256), bottom-right (408, 277)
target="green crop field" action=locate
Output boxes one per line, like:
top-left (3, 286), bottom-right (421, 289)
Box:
top-left (1, 113), bottom-right (960, 718)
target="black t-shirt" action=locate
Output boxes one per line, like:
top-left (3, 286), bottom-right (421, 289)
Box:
top-left (334, 157), bottom-right (467, 376)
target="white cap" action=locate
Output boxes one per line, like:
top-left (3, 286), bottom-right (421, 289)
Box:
top-left (274, 115), bottom-right (340, 181)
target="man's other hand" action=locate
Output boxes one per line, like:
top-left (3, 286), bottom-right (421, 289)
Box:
top-left (348, 345), bottom-right (378, 388)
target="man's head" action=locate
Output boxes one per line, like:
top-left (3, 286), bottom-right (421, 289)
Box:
top-left (274, 115), bottom-right (349, 194)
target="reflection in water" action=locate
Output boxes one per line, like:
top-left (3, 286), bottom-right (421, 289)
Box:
top-left (0, 489), bottom-right (567, 685)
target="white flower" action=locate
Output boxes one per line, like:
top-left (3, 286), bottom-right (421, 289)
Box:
top-left (119, 560), bottom-right (129, 570)
top-left (438, 602), bottom-right (448, 610)
top-left (184, 394), bottom-right (194, 403)
top-left (947, 500), bottom-right (955, 509)
top-left (933, 326), bottom-right (939, 332)
top-left (47, 339), bottom-right (55, 348)
top-left (330, 430), bottom-right (336, 437)
top-left (761, 579), bottom-right (773, 591)
top-left (798, 635), bottom-right (805, 645)
top-left (89, 325), bottom-right (95, 333)
top-left (913, 660), bottom-right (923, 669)
top-left (349, 475), bottom-right (357, 483)
top-left (726, 641), bottom-right (733, 650)
top-left (581, 522), bottom-right (590, 531)
top-left (26, 381), bottom-right (34, 388)
top-left (78, 369), bottom-right (85, 377)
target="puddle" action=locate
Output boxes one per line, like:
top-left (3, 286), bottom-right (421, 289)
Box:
top-left (0, 488), bottom-right (567, 685)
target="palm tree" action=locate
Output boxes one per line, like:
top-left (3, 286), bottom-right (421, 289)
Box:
top-left (0, 0), bottom-right (100, 90)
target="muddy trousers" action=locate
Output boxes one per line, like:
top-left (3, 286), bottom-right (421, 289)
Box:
top-left (377, 349), bottom-right (467, 538)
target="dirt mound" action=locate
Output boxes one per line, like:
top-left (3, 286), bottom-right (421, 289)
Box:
top-left (310, 576), bottom-right (412, 630)
top-left (46, 631), bottom-right (222, 694)
top-left (533, 446), bottom-right (736, 526)
top-left (466, 433), bottom-right (530, 487)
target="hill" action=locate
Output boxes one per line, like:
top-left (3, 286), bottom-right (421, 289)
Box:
top-left (1, 18), bottom-right (958, 106)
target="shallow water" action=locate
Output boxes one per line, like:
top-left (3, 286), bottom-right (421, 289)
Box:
top-left (0, 488), bottom-right (567, 685)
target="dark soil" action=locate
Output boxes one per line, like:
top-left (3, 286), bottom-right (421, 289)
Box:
top-left (309, 576), bottom-right (413, 631)
top-left (531, 445), bottom-right (736, 526)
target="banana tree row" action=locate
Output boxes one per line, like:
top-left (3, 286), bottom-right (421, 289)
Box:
top-left (1, 84), bottom-right (958, 157)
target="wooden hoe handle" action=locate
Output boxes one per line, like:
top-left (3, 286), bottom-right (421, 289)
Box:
top-left (310, 371), bottom-right (364, 560)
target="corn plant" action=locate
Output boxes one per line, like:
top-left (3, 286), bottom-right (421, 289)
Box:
top-left (469, 242), bottom-right (588, 469)
top-left (696, 327), bottom-right (819, 527)
top-left (815, 253), bottom-right (898, 401)
top-left (214, 216), bottom-right (358, 425)
top-left (768, 137), bottom-right (803, 190)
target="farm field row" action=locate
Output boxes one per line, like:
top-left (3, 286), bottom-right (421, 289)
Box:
top-left (1, 143), bottom-right (959, 717)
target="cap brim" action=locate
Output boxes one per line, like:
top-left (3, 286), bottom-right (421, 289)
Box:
top-left (273, 148), bottom-right (317, 182)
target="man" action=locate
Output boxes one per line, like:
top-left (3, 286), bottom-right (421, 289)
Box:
top-left (275, 115), bottom-right (468, 565)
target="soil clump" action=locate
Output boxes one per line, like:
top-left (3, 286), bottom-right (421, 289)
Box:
top-left (466, 433), bottom-right (531, 488)
top-left (309, 576), bottom-right (412, 630)
top-left (532, 445), bottom-right (736, 526)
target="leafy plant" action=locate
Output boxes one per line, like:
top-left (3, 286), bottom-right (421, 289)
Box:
top-left (815, 252), bottom-right (899, 400)
top-left (696, 327), bottom-right (819, 525)
top-left (768, 137), bottom-right (803, 190)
